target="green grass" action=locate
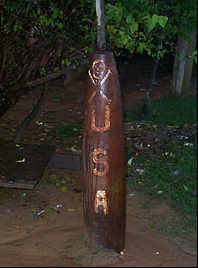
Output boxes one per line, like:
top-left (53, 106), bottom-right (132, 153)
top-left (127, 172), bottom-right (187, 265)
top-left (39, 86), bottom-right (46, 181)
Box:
top-left (55, 122), bottom-right (83, 150)
top-left (125, 94), bottom-right (197, 236)
top-left (56, 122), bottom-right (82, 141)
top-left (124, 95), bottom-right (197, 125)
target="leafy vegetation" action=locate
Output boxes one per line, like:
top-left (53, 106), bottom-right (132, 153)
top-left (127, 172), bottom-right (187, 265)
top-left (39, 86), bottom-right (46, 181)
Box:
top-left (125, 95), bottom-right (197, 236)
top-left (106, 0), bottom-right (168, 57)
top-left (0, 0), bottom-right (197, 117)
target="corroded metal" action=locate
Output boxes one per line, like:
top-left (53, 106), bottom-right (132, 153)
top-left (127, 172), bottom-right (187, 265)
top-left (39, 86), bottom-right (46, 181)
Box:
top-left (82, 51), bottom-right (126, 252)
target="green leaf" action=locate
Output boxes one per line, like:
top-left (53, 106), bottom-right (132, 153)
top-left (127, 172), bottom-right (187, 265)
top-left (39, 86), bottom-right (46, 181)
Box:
top-left (158, 15), bottom-right (168, 28)
top-left (126, 14), bottom-right (133, 24)
top-left (130, 22), bottom-right (138, 34)
top-left (147, 14), bottom-right (168, 31)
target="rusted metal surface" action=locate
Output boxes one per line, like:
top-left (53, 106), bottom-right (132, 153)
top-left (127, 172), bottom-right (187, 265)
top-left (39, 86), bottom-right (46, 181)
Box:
top-left (82, 51), bottom-right (126, 252)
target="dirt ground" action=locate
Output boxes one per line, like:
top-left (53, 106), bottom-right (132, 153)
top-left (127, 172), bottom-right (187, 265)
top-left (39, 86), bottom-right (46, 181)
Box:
top-left (0, 63), bottom-right (197, 267)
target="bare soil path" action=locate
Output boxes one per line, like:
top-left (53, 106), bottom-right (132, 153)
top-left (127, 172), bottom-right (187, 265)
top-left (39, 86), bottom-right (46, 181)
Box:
top-left (0, 67), bottom-right (197, 267)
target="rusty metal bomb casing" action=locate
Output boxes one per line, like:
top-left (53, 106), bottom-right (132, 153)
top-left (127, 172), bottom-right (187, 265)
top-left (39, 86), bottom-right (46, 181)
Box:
top-left (82, 51), bottom-right (126, 252)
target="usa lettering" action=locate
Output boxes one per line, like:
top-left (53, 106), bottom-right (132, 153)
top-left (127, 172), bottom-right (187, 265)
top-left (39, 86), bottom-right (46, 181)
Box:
top-left (88, 59), bottom-right (112, 215)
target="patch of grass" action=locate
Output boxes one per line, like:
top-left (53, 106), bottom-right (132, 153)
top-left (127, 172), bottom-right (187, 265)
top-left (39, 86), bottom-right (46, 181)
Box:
top-left (126, 95), bottom-right (197, 236)
top-left (143, 142), bottom-right (196, 234)
top-left (56, 122), bottom-right (82, 141)
top-left (124, 95), bottom-right (197, 125)
top-left (55, 122), bottom-right (83, 151)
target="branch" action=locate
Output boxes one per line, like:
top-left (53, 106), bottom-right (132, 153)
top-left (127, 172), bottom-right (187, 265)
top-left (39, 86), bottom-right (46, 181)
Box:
top-left (27, 70), bottom-right (67, 88)
top-left (14, 82), bottom-right (48, 144)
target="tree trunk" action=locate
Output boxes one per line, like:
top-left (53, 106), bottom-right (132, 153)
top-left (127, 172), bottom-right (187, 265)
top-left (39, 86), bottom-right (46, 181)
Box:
top-left (172, 29), bottom-right (197, 96)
